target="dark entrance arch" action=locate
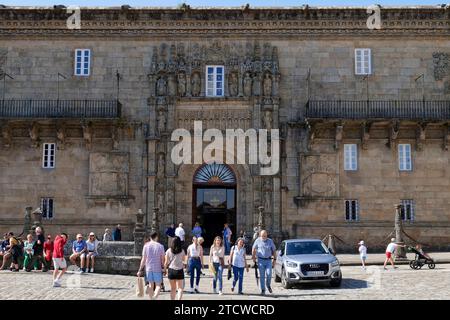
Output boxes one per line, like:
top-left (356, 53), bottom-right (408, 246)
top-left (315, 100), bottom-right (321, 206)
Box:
top-left (192, 163), bottom-right (236, 247)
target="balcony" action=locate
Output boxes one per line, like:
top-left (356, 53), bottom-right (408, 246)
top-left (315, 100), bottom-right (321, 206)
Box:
top-left (305, 100), bottom-right (450, 121)
top-left (0, 99), bottom-right (121, 119)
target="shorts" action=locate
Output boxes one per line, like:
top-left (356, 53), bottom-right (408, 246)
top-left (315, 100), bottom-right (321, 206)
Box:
top-left (53, 258), bottom-right (67, 270)
top-left (386, 252), bottom-right (392, 259)
top-left (72, 252), bottom-right (87, 259)
top-left (361, 256), bottom-right (367, 261)
top-left (87, 251), bottom-right (98, 257)
top-left (168, 268), bottom-right (184, 280)
top-left (146, 271), bottom-right (163, 284)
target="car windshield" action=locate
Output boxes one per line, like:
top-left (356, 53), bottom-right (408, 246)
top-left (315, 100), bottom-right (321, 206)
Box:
top-left (286, 241), bottom-right (329, 255)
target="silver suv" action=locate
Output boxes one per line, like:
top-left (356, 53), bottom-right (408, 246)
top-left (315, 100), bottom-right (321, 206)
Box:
top-left (274, 239), bottom-right (342, 289)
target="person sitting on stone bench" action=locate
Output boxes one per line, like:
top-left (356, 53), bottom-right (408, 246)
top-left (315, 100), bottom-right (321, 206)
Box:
top-left (85, 232), bottom-right (99, 273)
top-left (70, 234), bottom-right (87, 273)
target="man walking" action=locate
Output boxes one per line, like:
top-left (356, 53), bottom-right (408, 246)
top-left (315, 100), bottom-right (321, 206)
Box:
top-left (252, 230), bottom-right (277, 295)
top-left (165, 223), bottom-right (176, 248)
top-left (52, 233), bottom-right (68, 287)
top-left (113, 224), bottom-right (122, 241)
top-left (137, 231), bottom-right (165, 300)
top-left (175, 223), bottom-right (185, 248)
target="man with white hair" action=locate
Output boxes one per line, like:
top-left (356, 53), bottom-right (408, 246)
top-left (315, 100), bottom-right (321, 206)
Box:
top-left (383, 238), bottom-right (405, 270)
top-left (252, 230), bottom-right (276, 295)
top-left (175, 223), bottom-right (185, 247)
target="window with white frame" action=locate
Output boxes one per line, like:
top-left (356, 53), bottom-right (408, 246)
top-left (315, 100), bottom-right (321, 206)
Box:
top-left (400, 199), bottom-right (415, 222)
top-left (355, 48), bottom-right (371, 75)
top-left (206, 65), bottom-right (224, 97)
top-left (74, 49), bottom-right (91, 76)
top-left (41, 198), bottom-right (54, 220)
top-left (42, 143), bottom-right (55, 169)
top-left (344, 144), bottom-right (358, 171)
top-left (398, 143), bottom-right (412, 171)
top-left (345, 200), bottom-right (359, 221)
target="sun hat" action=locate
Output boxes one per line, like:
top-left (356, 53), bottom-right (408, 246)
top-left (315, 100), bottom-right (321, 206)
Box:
top-left (358, 240), bottom-right (364, 245)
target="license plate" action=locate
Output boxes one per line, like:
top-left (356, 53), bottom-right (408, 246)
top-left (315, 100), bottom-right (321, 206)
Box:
top-left (307, 271), bottom-right (324, 276)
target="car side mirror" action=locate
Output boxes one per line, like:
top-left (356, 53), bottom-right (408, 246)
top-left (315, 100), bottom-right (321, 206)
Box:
top-left (278, 250), bottom-right (283, 257)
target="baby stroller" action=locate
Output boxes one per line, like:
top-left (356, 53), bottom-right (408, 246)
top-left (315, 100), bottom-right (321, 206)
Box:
top-left (408, 246), bottom-right (435, 270)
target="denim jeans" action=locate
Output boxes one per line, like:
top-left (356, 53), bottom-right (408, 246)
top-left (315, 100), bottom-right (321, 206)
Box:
top-left (224, 240), bottom-right (231, 255)
top-left (212, 262), bottom-right (223, 291)
top-left (232, 266), bottom-right (244, 293)
top-left (189, 257), bottom-right (201, 288)
top-left (257, 258), bottom-right (272, 292)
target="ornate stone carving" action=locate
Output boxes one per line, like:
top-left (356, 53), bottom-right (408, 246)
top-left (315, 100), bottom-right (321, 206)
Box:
top-left (334, 123), bottom-right (344, 150)
top-left (416, 122), bottom-right (427, 151)
top-left (433, 52), bottom-right (449, 81)
top-left (167, 74), bottom-right (177, 96)
top-left (177, 72), bottom-right (187, 97)
top-left (243, 72), bottom-right (252, 97)
top-left (0, 49), bottom-right (6, 78)
top-left (263, 73), bottom-right (272, 97)
top-left (29, 122), bottom-right (40, 148)
top-left (361, 121), bottom-right (372, 150)
top-left (228, 72), bottom-right (238, 97)
top-left (387, 120), bottom-right (400, 148)
top-left (443, 124), bottom-right (450, 151)
top-left (82, 121), bottom-right (93, 150)
top-left (1, 121), bottom-right (12, 148)
top-left (112, 126), bottom-right (119, 150)
top-left (301, 153), bottom-right (339, 198)
top-left (89, 152), bottom-right (129, 197)
top-left (156, 191), bottom-right (164, 213)
top-left (157, 153), bottom-right (165, 178)
top-left (156, 76), bottom-right (167, 96)
top-left (176, 109), bottom-right (252, 131)
top-left (157, 108), bottom-right (167, 134)
top-left (263, 109), bottom-right (272, 131)
top-left (56, 122), bottom-right (66, 149)
top-left (191, 72), bottom-right (201, 97)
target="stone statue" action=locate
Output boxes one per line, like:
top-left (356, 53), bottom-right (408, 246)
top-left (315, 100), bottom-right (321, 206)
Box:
top-left (29, 122), bottom-right (40, 148)
top-left (156, 76), bottom-right (166, 96)
top-left (263, 110), bottom-right (272, 131)
top-left (157, 109), bottom-right (166, 133)
top-left (177, 72), bottom-right (186, 97)
top-left (243, 72), bottom-right (252, 97)
top-left (228, 72), bottom-right (238, 97)
top-left (157, 153), bottom-right (165, 177)
top-left (157, 192), bottom-right (164, 213)
top-left (264, 191), bottom-right (271, 213)
top-left (263, 73), bottom-right (272, 97)
top-left (191, 72), bottom-right (201, 97)
top-left (168, 74), bottom-right (177, 96)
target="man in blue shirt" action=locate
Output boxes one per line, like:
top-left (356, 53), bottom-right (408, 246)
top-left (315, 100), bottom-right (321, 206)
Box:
top-left (69, 233), bottom-right (87, 273)
top-left (252, 230), bottom-right (277, 295)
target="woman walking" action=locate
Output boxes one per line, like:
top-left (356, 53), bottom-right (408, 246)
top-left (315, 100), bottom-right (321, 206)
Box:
top-left (209, 236), bottom-right (225, 295)
top-left (187, 236), bottom-right (203, 293)
top-left (229, 237), bottom-right (249, 295)
top-left (164, 236), bottom-right (186, 300)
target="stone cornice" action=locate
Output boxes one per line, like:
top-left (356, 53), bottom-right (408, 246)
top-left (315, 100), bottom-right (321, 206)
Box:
top-left (0, 7), bottom-right (450, 37)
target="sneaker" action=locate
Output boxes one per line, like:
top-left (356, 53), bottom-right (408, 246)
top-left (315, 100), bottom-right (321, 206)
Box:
top-left (260, 291), bottom-right (265, 296)
top-left (12, 268), bottom-right (19, 272)
top-left (213, 288), bottom-right (218, 294)
top-left (231, 286), bottom-right (235, 292)
top-left (53, 280), bottom-right (61, 288)
top-left (218, 290), bottom-right (223, 296)
top-left (267, 287), bottom-right (273, 294)
top-left (176, 289), bottom-right (182, 300)
top-left (238, 292), bottom-right (244, 295)
top-left (189, 287), bottom-right (195, 294)
top-left (90, 268), bottom-right (94, 273)
top-left (194, 288), bottom-right (200, 293)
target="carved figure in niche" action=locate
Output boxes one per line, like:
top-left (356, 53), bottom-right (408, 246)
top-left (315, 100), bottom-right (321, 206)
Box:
top-left (157, 191), bottom-right (164, 213)
top-left (157, 109), bottom-right (166, 133)
top-left (243, 72), bottom-right (252, 97)
top-left (29, 122), bottom-right (40, 148)
top-left (263, 110), bottom-right (272, 131)
top-left (191, 72), bottom-right (201, 97)
top-left (177, 72), bottom-right (186, 97)
top-left (156, 76), bottom-right (166, 96)
top-left (228, 72), bottom-right (238, 97)
top-left (168, 74), bottom-right (177, 96)
top-left (263, 73), bottom-right (272, 97)
top-left (1, 123), bottom-right (12, 148)
top-left (157, 153), bottom-right (165, 177)
top-left (264, 191), bottom-right (271, 213)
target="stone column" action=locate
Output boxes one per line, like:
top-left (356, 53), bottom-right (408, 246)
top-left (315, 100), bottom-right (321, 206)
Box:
top-left (133, 209), bottom-right (146, 256)
top-left (394, 204), bottom-right (407, 260)
top-left (257, 206), bottom-right (265, 231)
top-left (151, 207), bottom-right (160, 234)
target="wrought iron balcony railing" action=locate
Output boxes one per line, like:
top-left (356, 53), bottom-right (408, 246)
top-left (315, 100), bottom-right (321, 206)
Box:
top-left (0, 99), bottom-right (121, 119)
top-left (305, 100), bottom-right (450, 121)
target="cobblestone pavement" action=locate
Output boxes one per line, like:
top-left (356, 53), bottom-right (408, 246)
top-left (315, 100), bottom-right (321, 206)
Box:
top-left (1, 264), bottom-right (449, 300)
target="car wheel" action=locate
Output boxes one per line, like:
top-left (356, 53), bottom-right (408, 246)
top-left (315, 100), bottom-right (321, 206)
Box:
top-left (281, 268), bottom-right (293, 289)
top-left (275, 272), bottom-right (281, 283)
top-left (330, 275), bottom-right (342, 288)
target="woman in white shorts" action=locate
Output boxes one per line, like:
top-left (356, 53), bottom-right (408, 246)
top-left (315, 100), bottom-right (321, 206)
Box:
top-left (86, 232), bottom-right (99, 273)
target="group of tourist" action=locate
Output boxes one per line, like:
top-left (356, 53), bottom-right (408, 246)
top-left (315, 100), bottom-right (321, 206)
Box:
top-left (137, 225), bottom-right (277, 300)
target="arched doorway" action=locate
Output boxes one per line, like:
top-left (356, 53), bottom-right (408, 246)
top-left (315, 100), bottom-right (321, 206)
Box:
top-left (192, 163), bottom-right (236, 247)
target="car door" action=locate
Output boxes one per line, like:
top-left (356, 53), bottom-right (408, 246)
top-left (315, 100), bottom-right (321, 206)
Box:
top-left (275, 241), bottom-right (285, 275)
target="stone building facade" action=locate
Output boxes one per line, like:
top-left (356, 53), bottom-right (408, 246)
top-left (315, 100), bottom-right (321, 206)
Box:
top-left (1, 6), bottom-right (450, 250)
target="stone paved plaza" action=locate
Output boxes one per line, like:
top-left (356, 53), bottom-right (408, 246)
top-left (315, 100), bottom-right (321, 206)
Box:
top-left (1, 264), bottom-right (449, 300)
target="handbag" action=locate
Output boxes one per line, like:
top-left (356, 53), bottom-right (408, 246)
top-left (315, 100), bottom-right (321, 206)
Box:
top-left (209, 262), bottom-right (216, 276)
top-left (227, 268), bottom-right (232, 280)
top-left (136, 276), bottom-right (145, 298)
